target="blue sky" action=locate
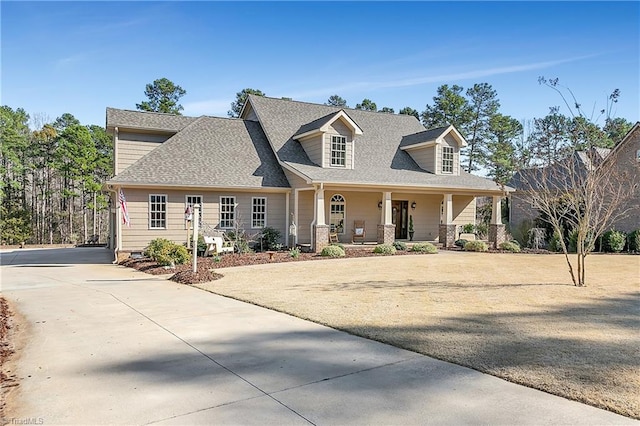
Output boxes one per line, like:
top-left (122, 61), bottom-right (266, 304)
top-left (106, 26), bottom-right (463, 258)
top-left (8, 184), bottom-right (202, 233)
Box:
top-left (2, 1), bottom-right (638, 128)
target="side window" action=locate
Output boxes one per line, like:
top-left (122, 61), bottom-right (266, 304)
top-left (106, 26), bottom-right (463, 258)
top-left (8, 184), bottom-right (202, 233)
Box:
top-left (220, 196), bottom-right (236, 229)
top-left (149, 194), bottom-right (167, 229)
top-left (252, 197), bottom-right (267, 228)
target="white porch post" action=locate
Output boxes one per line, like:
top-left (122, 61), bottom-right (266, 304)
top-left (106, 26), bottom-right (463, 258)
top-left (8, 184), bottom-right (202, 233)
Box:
top-left (439, 193), bottom-right (455, 247)
top-left (443, 194), bottom-right (453, 224)
top-left (383, 191), bottom-right (392, 225)
top-left (313, 184), bottom-right (329, 252)
top-left (315, 185), bottom-right (326, 225)
top-left (491, 196), bottom-right (502, 225)
top-left (489, 195), bottom-right (506, 248)
top-left (378, 191), bottom-right (394, 244)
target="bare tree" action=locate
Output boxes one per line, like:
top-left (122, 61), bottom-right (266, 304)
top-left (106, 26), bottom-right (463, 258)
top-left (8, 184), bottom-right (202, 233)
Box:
top-left (516, 78), bottom-right (637, 286)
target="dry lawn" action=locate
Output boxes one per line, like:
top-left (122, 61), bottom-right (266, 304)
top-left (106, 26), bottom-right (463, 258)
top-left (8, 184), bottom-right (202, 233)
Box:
top-left (196, 251), bottom-right (640, 419)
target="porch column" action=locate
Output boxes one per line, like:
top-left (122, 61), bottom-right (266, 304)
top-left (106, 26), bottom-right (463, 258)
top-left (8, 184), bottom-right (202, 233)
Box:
top-left (439, 193), bottom-right (456, 247)
top-left (489, 195), bottom-right (506, 248)
top-left (377, 191), bottom-right (395, 244)
top-left (313, 185), bottom-right (329, 253)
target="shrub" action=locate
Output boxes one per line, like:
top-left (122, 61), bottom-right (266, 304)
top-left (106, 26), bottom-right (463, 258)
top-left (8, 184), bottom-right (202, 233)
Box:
top-left (169, 244), bottom-right (190, 265)
top-left (145, 238), bottom-right (189, 266)
top-left (331, 242), bottom-right (345, 251)
top-left (548, 231), bottom-right (563, 252)
top-left (475, 223), bottom-right (489, 239)
top-left (411, 242), bottom-right (438, 253)
top-left (393, 241), bottom-right (407, 251)
top-left (289, 247), bottom-right (300, 258)
top-left (462, 223), bottom-right (475, 233)
top-left (499, 241), bottom-right (521, 253)
top-left (260, 226), bottom-right (282, 251)
top-left (373, 244), bottom-right (396, 255)
top-left (627, 229), bottom-right (640, 253)
top-left (320, 245), bottom-right (345, 257)
top-left (602, 230), bottom-right (626, 253)
top-left (454, 239), bottom-right (468, 248)
top-left (197, 235), bottom-right (207, 255)
top-left (509, 219), bottom-right (534, 248)
top-left (464, 240), bottom-right (488, 252)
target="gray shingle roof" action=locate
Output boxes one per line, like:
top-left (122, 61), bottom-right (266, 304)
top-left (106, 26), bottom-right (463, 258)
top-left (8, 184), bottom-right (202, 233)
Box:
top-left (249, 95), bottom-right (506, 192)
top-left (399, 126), bottom-right (450, 148)
top-left (108, 115), bottom-right (289, 188)
top-left (106, 108), bottom-right (197, 133)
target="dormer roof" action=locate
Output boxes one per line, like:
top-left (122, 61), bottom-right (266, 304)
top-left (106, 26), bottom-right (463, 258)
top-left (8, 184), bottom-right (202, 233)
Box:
top-left (293, 110), bottom-right (363, 140)
top-left (399, 125), bottom-right (467, 151)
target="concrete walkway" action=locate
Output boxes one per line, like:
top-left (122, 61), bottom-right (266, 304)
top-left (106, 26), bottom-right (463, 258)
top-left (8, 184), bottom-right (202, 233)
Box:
top-left (1, 248), bottom-right (635, 425)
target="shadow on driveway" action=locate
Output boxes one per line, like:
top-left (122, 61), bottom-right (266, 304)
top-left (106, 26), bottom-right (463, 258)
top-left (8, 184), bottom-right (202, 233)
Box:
top-left (0, 247), bottom-right (114, 266)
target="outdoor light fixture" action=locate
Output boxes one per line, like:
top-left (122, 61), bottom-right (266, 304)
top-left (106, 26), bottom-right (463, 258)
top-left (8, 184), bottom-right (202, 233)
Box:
top-left (378, 201), bottom-right (382, 209)
top-left (411, 201), bottom-right (417, 210)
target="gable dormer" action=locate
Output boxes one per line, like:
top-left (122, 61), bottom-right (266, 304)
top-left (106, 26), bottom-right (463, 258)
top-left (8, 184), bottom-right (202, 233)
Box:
top-left (400, 125), bottom-right (467, 175)
top-left (293, 110), bottom-right (363, 169)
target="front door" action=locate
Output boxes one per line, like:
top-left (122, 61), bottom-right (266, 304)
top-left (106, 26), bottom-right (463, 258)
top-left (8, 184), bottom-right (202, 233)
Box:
top-left (392, 201), bottom-right (408, 239)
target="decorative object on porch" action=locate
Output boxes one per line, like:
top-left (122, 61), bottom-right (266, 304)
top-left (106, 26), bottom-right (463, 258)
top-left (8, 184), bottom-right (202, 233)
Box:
top-left (352, 220), bottom-right (366, 244)
top-left (411, 201), bottom-right (416, 210)
top-left (408, 215), bottom-right (415, 241)
top-left (377, 201), bottom-right (382, 209)
top-left (329, 229), bottom-right (339, 243)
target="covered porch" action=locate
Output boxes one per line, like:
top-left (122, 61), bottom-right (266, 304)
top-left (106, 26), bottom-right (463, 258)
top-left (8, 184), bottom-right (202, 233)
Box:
top-left (290, 185), bottom-right (506, 253)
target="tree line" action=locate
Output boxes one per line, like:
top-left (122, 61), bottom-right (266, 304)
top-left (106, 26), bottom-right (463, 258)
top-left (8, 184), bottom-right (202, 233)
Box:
top-left (0, 108), bottom-right (112, 245)
top-left (0, 77), bottom-right (633, 245)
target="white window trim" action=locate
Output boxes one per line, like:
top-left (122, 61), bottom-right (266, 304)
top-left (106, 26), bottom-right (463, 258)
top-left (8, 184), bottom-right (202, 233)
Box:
top-left (185, 195), bottom-right (203, 229)
top-left (251, 197), bottom-right (267, 229)
top-left (219, 196), bottom-right (236, 229)
top-left (330, 135), bottom-right (347, 168)
top-left (330, 194), bottom-right (346, 234)
top-left (149, 194), bottom-right (168, 229)
top-left (442, 146), bottom-right (454, 174)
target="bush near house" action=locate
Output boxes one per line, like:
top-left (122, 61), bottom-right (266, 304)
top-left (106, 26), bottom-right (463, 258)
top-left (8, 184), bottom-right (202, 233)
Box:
top-left (145, 238), bottom-right (190, 266)
top-left (454, 239), bottom-right (468, 248)
top-left (464, 240), bottom-right (488, 252)
top-left (602, 230), bottom-right (626, 253)
top-left (627, 229), bottom-right (640, 253)
top-left (499, 241), bottom-right (521, 253)
top-left (411, 242), bottom-right (438, 253)
top-left (260, 226), bottom-right (281, 251)
top-left (373, 244), bottom-right (396, 255)
top-left (393, 241), bottom-right (407, 251)
top-left (320, 245), bottom-right (345, 257)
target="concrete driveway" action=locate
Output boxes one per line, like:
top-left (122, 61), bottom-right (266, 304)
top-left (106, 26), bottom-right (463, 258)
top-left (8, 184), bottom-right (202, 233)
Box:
top-left (1, 248), bottom-right (635, 425)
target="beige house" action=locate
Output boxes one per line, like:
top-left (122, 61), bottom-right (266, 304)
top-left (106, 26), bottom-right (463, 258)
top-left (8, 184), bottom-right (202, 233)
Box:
top-left (105, 95), bottom-right (509, 253)
top-left (509, 122), bottom-right (640, 234)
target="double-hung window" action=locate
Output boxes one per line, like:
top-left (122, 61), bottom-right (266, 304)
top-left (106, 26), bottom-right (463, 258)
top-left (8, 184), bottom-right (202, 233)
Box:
top-left (442, 146), bottom-right (454, 173)
top-left (220, 196), bottom-right (236, 229)
top-left (330, 135), bottom-right (346, 167)
top-left (252, 197), bottom-right (267, 228)
top-left (149, 194), bottom-right (167, 229)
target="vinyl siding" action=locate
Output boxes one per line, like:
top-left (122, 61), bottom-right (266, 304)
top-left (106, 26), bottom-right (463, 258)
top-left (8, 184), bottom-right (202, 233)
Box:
top-left (452, 196), bottom-right (476, 226)
top-left (299, 134), bottom-right (324, 166)
top-left (120, 188), bottom-right (287, 250)
top-left (407, 147), bottom-right (436, 172)
top-left (116, 132), bottom-right (171, 174)
top-left (297, 190), bottom-right (314, 244)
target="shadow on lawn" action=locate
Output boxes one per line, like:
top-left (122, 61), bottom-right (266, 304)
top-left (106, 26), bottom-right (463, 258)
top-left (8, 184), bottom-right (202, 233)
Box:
top-left (91, 290), bottom-right (639, 420)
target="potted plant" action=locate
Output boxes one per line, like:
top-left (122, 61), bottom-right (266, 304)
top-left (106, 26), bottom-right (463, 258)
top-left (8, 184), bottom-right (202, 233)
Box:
top-left (408, 215), bottom-right (415, 241)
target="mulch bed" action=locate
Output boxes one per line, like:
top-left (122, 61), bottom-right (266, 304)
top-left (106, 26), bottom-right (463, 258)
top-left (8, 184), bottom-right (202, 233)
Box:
top-left (0, 297), bottom-right (17, 420)
top-left (120, 247), bottom-right (436, 284)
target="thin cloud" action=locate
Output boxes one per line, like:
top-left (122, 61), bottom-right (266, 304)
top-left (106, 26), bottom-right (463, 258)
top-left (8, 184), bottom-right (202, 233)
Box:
top-left (289, 54), bottom-right (597, 100)
top-left (54, 53), bottom-right (86, 70)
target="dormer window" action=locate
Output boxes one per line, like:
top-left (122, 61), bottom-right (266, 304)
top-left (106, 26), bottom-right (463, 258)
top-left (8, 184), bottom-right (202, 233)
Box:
top-left (442, 146), bottom-right (454, 173)
top-left (331, 136), bottom-right (346, 167)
